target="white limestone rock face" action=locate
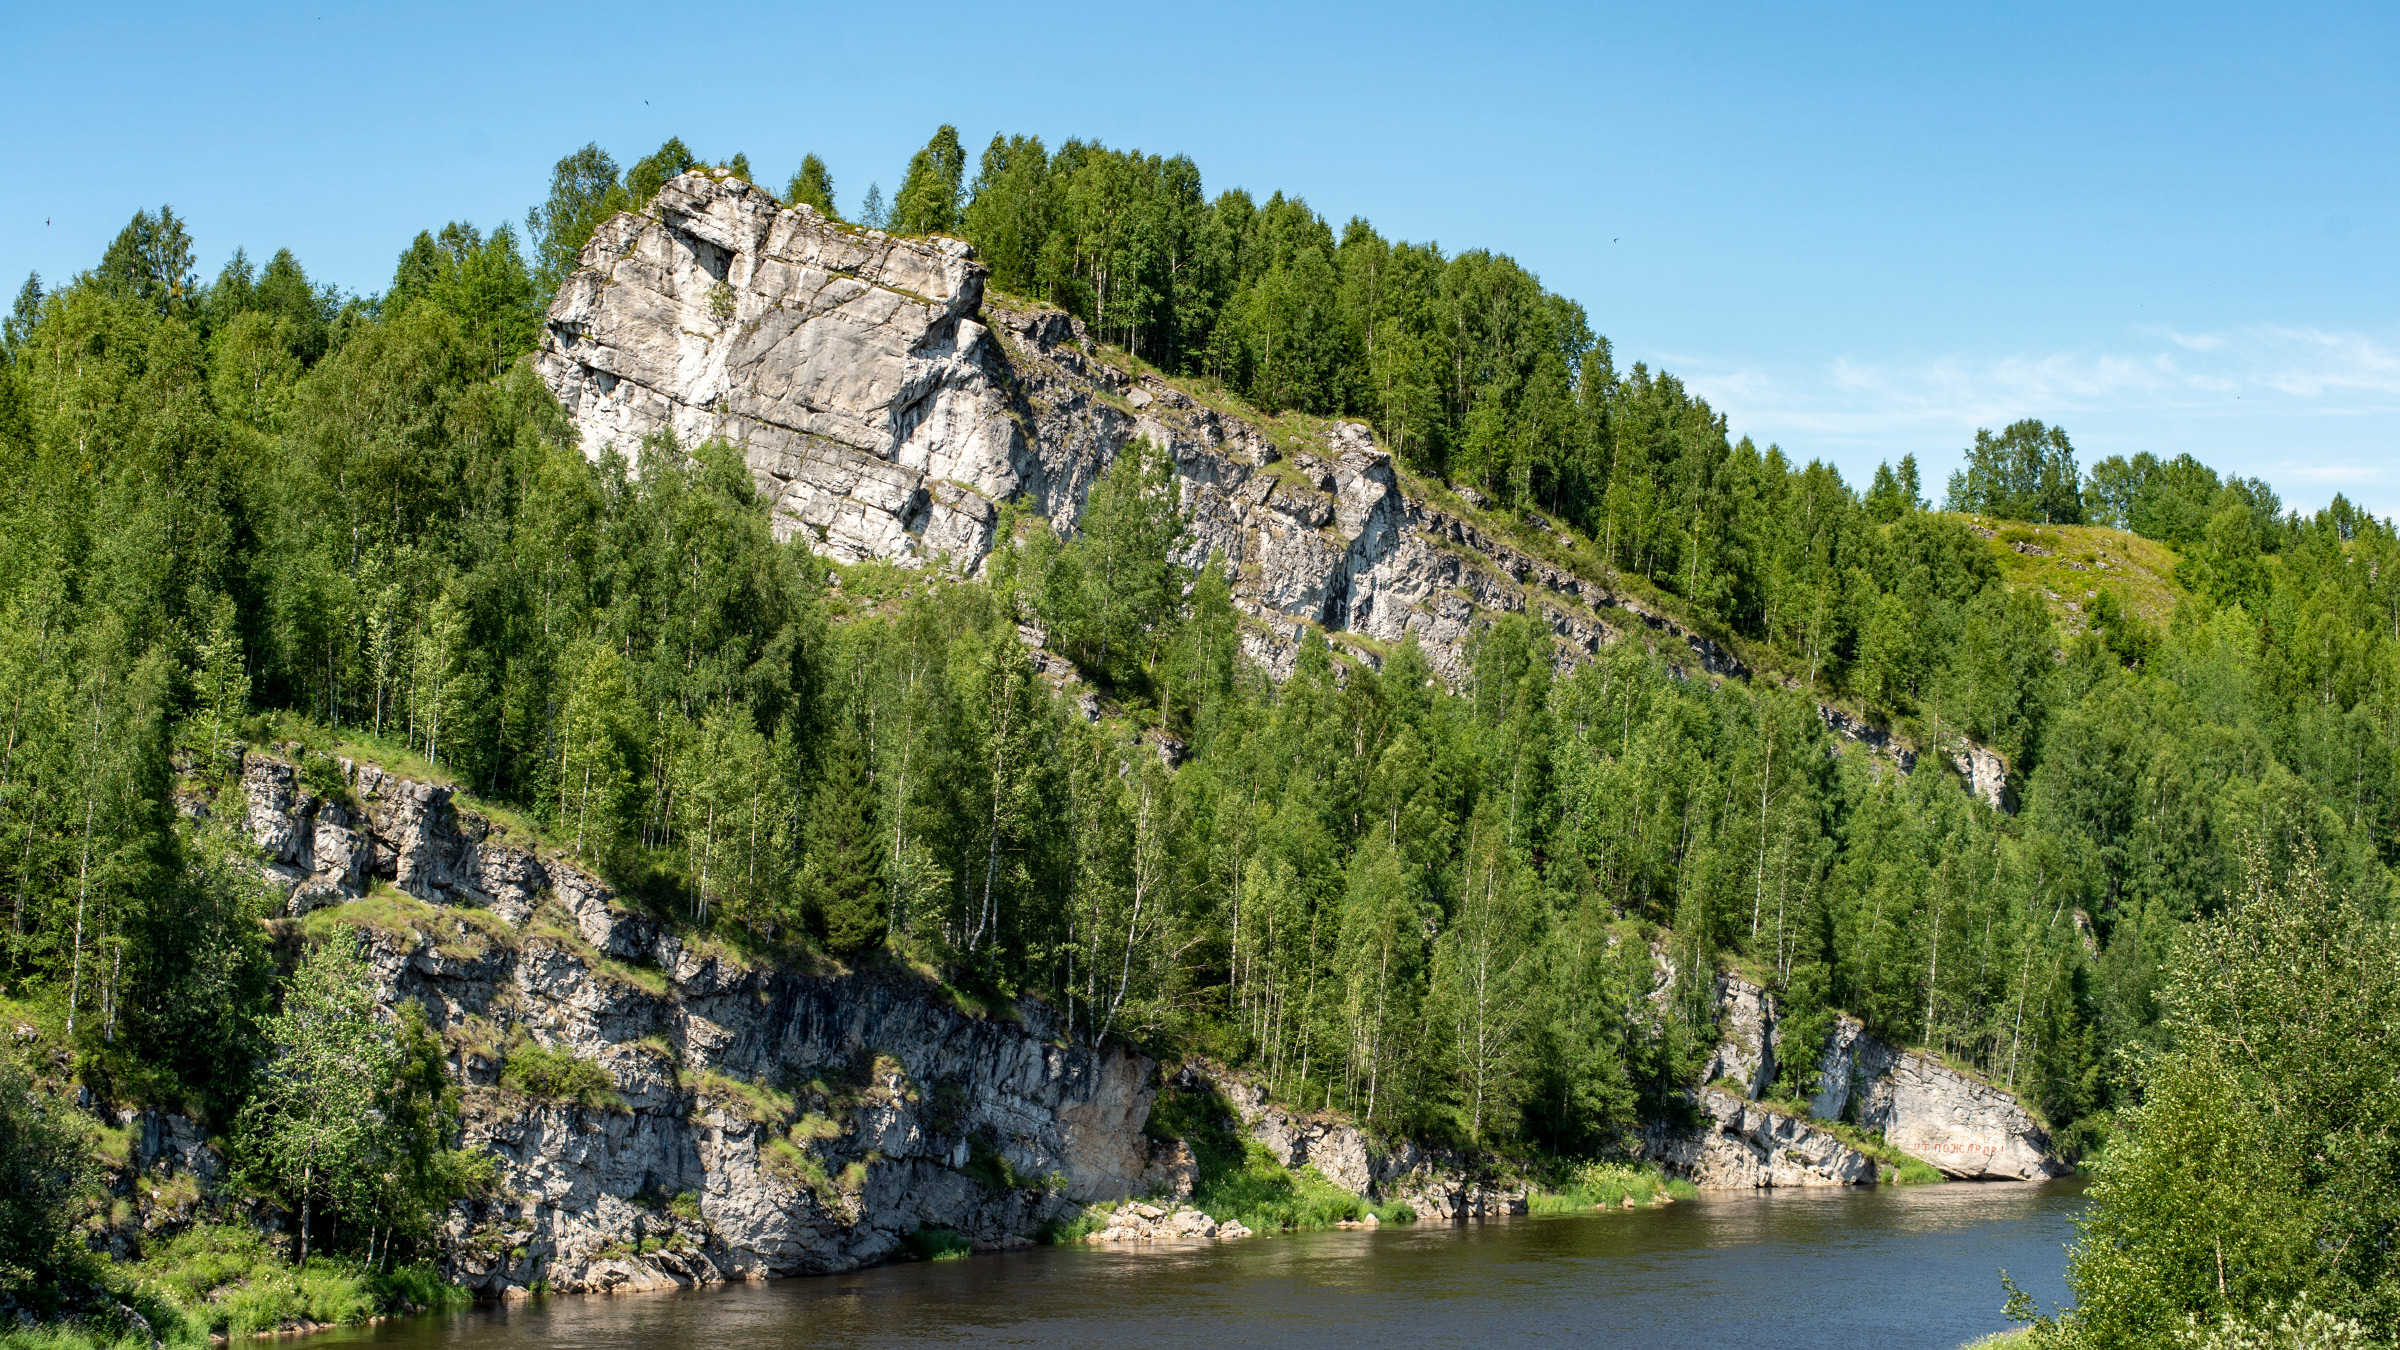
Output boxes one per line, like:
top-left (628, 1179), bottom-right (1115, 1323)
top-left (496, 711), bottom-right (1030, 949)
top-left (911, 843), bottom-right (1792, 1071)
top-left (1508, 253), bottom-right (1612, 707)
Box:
top-left (537, 171), bottom-right (1017, 564)
top-left (1764, 1007), bottom-right (2068, 1183)
top-left (535, 171), bottom-right (2007, 786)
top-left (1850, 1036), bottom-right (2068, 1181)
top-left (1648, 1087), bottom-right (1876, 1188)
top-left (1701, 975), bottom-right (1778, 1098)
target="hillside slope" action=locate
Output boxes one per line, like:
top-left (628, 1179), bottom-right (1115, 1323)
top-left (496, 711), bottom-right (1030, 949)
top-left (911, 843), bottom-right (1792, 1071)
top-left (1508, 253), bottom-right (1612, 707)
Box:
top-left (538, 169), bottom-right (2021, 799)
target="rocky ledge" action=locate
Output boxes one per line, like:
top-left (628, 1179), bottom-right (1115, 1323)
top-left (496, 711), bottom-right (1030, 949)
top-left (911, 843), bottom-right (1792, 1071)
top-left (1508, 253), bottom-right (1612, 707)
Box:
top-left (1203, 1067), bottom-right (1528, 1220)
top-left (1086, 1202), bottom-right (1254, 1243)
top-left (1647, 1087), bottom-right (1876, 1189)
top-left (1665, 978), bottom-right (2069, 1185)
top-left (1813, 1017), bottom-right (2068, 1180)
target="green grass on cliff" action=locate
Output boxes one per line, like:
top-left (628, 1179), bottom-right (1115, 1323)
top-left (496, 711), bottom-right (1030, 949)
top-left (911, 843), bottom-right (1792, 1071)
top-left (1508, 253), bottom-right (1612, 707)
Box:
top-left (1146, 1079), bottom-right (1416, 1232)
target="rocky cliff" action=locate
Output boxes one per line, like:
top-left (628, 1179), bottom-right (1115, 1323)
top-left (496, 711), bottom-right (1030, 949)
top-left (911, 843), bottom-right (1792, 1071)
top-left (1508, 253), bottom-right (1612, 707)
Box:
top-left (1670, 981), bottom-right (2068, 1184)
top-left (212, 746), bottom-right (1543, 1295)
top-left (1812, 1016), bottom-right (2067, 1181)
top-left (534, 169), bottom-right (2009, 802)
top-left (1646, 1087), bottom-right (1877, 1188)
top-left (159, 742), bottom-right (2063, 1304)
top-left (214, 747), bottom-right (1172, 1293)
top-left (536, 170), bottom-right (1758, 697)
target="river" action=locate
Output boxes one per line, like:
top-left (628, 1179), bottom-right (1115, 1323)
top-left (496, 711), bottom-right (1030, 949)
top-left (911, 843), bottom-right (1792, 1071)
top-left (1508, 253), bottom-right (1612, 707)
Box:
top-left (328, 1179), bottom-right (2086, 1350)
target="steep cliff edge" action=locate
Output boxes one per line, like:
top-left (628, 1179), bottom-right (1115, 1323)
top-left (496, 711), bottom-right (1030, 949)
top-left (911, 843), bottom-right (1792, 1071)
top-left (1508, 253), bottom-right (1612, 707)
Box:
top-left (217, 746), bottom-right (1166, 1293)
top-left (533, 168), bottom-right (2005, 805)
top-left (158, 740), bottom-right (2065, 1308)
top-left (1667, 977), bottom-right (2069, 1184)
top-left (215, 746), bottom-right (1538, 1294)
top-left (1646, 1087), bottom-right (1878, 1188)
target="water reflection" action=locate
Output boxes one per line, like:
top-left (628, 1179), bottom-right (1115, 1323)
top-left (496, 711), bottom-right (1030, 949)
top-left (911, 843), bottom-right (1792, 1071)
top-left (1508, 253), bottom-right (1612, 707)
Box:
top-left (329, 1179), bottom-right (2085, 1350)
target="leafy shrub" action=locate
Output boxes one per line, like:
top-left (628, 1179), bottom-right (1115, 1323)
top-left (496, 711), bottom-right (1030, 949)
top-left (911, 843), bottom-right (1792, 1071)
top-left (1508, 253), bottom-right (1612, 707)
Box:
top-left (762, 1136), bottom-right (829, 1194)
top-left (0, 1060), bottom-right (89, 1298)
top-left (127, 1225), bottom-right (406, 1338)
top-left (499, 1042), bottom-right (622, 1110)
top-left (1036, 1203), bottom-right (1115, 1245)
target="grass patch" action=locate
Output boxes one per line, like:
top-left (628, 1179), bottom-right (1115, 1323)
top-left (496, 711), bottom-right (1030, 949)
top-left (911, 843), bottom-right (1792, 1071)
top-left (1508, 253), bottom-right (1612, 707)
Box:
top-left (498, 1041), bottom-right (624, 1111)
top-left (1803, 1117), bottom-right (1945, 1184)
top-left (762, 1136), bottom-right (831, 1194)
top-left (1150, 1079), bottom-right (1412, 1231)
top-left (1527, 1160), bottom-right (1690, 1212)
top-left (902, 1226), bottom-right (972, 1261)
top-left (1036, 1203), bottom-right (1116, 1245)
top-left (1962, 515), bottom-right (2183, 632)
top-left (692, 1068), bottom-right (796, 1125)
top-left (105, 1222), bottom-right (469, 1341)
top-left (297, 882), bottom-right (515, 961)
top-left (1958, 1331), bottom-right (2029, 1349)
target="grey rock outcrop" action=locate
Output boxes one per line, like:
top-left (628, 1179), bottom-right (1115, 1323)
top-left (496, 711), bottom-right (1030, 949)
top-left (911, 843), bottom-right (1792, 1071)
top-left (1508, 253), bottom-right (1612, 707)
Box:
top-left (1813, 1017), bottom-right (2067, 1180)
top-left (232, 749), bottom-right (558, 924)
top-left (1701, 975), bottom-right (1778, 1098)
top-left (1206, 1069), bottom-right (1526, 1221)
top-left (229, 750), bottom-right (1173, 1294)
top-left (533, 171), bottom-right (2016, 796)
top-left (1086, 1201), bottom-right (1251, 1243)
top-left (534, 171), bottom-right (1755, 692)
top-left (1697, 985), bottom-right (2067, 1183)
top-left (1647, 1087), bottom-right (1876, 1188)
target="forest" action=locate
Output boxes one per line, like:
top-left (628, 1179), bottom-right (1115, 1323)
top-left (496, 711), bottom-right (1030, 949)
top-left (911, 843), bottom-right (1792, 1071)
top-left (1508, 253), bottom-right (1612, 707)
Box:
top-left (1, 127), bottom-right (2396, 1347)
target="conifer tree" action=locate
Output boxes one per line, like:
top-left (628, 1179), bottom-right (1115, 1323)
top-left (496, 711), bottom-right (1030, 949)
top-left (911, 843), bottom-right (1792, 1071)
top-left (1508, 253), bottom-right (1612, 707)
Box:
top-left (891, 125), bottom-right (965, 236)
top-left (803, 715), bottom-right (885, 956)
top-left (783, 154), bottom-right (837, 218)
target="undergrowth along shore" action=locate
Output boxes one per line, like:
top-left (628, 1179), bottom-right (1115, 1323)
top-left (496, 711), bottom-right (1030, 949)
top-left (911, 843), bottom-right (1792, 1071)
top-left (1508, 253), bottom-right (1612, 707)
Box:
top-left (0, 1224), bottom-right (469, 1350)
top-left (1525, 1162), bottom-right (1702, 1213)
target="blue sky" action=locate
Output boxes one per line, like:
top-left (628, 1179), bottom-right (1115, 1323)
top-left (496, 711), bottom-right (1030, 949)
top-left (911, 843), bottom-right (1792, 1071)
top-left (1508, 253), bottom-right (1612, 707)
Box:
top-left (5, 0), bottom-right (2394, 517)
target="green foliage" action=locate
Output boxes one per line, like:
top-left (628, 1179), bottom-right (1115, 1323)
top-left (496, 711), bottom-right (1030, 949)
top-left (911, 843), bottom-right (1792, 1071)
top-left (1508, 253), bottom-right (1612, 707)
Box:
top-left (0, 1056), bottom-right (89, 1297)
top-left (1528, 1160), bottom-right (1679, 1211)
top-left (97, 207), bottom-right (196, 316)
top-left (384, 221), bottom-right (538, 378)
top-left (783, 154), bottom-right (837, 219)
top-left (6, 131), bottom-right (2400, 1331)
top-left (527, 143), bottom-right (630, 294)
top-left (1024, 437), bottom-right (1188, 687)
top-left (2019, 846), bottom-right (2400, 1349)
top-left (1036, 1204), bottom-right (1114, 1245)
top-left (1946, 420), bottom-right (2085, 525)
top-left (891, 126), bottom-right (965, 237)
top-left (236, 938), bottom-right (393, 1263)
top-left (902, 1226), bottom-right (972, 1261)
top-left (500, 1041), bottom-right (623, 1111)
top-left (626, 137), bottom-right (697, 211)
top-left (802, 713), bottom-right (885, 955)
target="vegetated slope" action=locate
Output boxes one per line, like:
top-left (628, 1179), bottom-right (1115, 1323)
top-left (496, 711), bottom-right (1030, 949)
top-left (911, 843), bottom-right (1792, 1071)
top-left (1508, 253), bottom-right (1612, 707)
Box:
top-left (1958, 515), bottom-right (2184, 634)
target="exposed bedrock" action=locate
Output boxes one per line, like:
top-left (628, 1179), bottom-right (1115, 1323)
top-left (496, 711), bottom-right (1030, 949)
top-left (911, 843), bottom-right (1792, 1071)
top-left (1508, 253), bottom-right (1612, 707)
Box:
top-left (1659, 979), bottom-right (2068, 1184)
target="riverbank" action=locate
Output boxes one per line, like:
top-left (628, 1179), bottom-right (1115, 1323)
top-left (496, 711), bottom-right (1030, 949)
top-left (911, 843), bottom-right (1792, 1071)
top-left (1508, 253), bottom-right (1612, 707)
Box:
top-left (287, 1181), bottom-right (2089, 1350)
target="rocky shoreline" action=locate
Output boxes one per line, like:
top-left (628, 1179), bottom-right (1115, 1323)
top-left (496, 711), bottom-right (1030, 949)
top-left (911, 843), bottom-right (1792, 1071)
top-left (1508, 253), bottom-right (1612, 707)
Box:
top-left (91, 744), bottom-right (2068, 1320)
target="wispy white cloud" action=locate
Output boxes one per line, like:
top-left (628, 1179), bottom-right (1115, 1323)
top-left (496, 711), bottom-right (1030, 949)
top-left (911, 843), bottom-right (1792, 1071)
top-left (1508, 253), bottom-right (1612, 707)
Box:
top-left (1671, 325), bottom-right (2400, 440)
top-left (1664, 325), bottom-right (2400, 516)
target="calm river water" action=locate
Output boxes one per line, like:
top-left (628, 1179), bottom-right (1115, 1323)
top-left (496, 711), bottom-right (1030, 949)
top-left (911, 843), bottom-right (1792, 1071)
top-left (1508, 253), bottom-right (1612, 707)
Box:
top-left (328, 1179), bottom-right (2086, 1350)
